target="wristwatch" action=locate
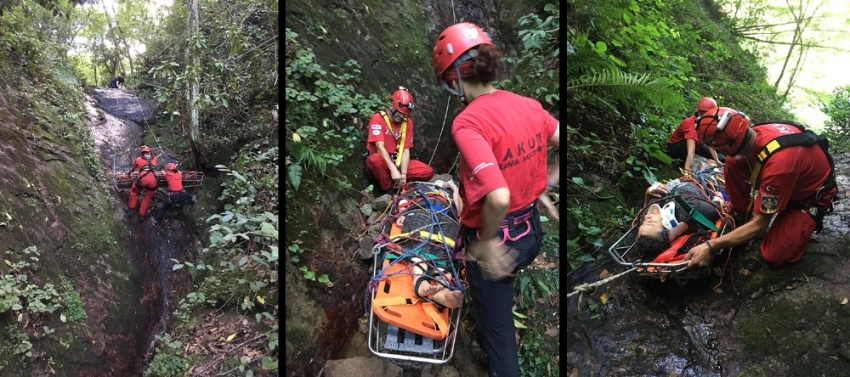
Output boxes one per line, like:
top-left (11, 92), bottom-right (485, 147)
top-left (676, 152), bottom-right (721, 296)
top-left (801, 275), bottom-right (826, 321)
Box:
top-left (706, 240), bottom-right (721, 256)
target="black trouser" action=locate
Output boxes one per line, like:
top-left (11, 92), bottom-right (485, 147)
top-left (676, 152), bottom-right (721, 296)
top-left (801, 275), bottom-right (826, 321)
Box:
top-left (461, 206), bottom-right (543, 377)
top-left (155, 190), bottom-right (193, 221)
top-left (667, 140), bottom-right (726, 163)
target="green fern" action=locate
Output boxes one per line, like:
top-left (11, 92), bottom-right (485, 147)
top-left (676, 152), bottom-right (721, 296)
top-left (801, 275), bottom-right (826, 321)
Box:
top-left (567, 68), bottom-right (677, 107)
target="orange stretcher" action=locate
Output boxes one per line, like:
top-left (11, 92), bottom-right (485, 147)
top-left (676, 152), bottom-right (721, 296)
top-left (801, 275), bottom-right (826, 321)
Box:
top-left (367, 181), bottom-right (463, 365)
top-left (370, 222), bottom-right (451, 341)
top-left (112, 171), bottom-right (204, 190)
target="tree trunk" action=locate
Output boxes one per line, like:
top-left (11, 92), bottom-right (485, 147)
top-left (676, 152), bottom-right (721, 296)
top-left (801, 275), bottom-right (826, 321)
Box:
top-left (101, 0), bottom-right (126, 75)
top-left (187, 0), bottom-right (202, 167)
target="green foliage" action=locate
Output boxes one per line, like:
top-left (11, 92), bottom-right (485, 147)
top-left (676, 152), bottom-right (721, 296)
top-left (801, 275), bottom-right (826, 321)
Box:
top-left (0, 246), bottom-right (63, 315)
top-left (0, 0), bottom-right (78, 78)
top-left (818, 85), bottom-right (850, 153)
top-left (496, 3), bottom-right (559, 105)
top-left (61, 279), bottom-right (87, 323)
top-left (144, 333), bottom-right (188, 377)
top-left (567, 68), bottom-right (678, 109)
top-left (138, 0), bottom-right (277, 154)
top-left (284, 28), bottom-right (385, 193)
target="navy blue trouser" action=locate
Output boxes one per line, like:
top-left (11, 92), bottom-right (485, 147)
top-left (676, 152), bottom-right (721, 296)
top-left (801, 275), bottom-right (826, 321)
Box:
top-left (462, 206), bottom-right (543, 377)
top-left (155, 190), bottom-right (193, 221)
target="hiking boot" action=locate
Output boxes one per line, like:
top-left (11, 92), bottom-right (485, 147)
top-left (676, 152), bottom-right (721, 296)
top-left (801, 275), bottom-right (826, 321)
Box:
top-left (124, 207), bottom-right (135, 216)
top-left (138, 216), bottom-right (146, 223)
top-left (190, 195), bottom-right (197, 204)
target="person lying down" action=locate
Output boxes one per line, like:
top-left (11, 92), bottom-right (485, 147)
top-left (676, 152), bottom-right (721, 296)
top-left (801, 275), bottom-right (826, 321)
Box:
top-left (394, 180), bottom-right (464, 309)
top-left (634, 177), bottom-right (725, 261)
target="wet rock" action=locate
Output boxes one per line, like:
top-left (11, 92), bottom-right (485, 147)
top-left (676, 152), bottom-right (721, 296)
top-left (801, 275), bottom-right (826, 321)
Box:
top-left (372, 194), bottom-right (393, 212)
top-left (323, 356), bottom-right (402, 377)
top-left (841, 342), bottom-right (850, 360)
top-left (359, 237), bottom-right (376, 260)
top-left (91, 88), bottom-right (155, 124)
top-left (366, 211), bottom-right (378, 225)
top-left (360, 203), bottom-right (373, 217)
top-left (434, 365), bottom-right (460, 377)
top-left (430, 173), bottom-right (453, 183)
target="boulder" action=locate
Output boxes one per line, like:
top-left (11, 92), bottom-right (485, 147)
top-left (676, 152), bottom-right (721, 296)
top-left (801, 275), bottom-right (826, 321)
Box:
top-left (91, 88), bottom-right (155, 124)
top-left (371, 194), bottom-right (393, 213)
top-left (323, 356), bottom-right (402, 377)
top-left (360, 203), bottom-right (373, 217)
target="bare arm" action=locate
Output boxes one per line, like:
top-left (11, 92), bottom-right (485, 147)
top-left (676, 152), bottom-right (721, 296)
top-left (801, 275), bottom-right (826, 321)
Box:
top-left (708, 146), bottom-right (722, 166)
top-left (400, 148), bottom-right (411, 184)
top-left (684, 139), bottom-right (696, 171)
top-left (684, 212), bottom-right (771, 268)
top-left (469, 188), bottom-right (511, 259)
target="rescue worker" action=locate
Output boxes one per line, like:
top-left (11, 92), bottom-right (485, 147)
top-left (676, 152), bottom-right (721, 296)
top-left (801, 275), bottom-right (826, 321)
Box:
top-left (667, 97), bottom-right (726, 170)
top-left (126, 145), bottom-right (158, 221)
top-left (109, 72), bottom-right (125, 89)
top-left (364, 87), bottom-right (434, 194)
top-left (431, 22), bottom-right (559, 377)
top-left (684, 107), bottom-right (836, 269)
top-left (153, 162), bottom-right (196, 224)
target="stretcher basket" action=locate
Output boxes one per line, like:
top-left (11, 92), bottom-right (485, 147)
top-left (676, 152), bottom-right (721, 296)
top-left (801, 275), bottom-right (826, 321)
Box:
top-left (606, 220), bottom-right (732, 285)
top-left (366, 245), bottom-right (463, 365)
top-left (366, 181), bottom-right (463, 365)
top-left (112, 171), bottom-right (204, 190)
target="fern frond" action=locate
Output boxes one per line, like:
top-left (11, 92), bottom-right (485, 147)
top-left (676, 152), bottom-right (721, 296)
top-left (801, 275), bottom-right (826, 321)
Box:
top-left (567, 68), bottom-right (677, 107)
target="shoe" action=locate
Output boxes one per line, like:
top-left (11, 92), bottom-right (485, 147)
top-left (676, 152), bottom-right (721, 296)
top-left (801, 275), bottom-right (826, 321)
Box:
top-left (190, 195), bottom-right (197, 204)
top-left (138, 216), bottom-right (146, 223)
top-left (124, 207), bottom-right (135, 216)
top-left (151, 217), bottom-right (160, 225)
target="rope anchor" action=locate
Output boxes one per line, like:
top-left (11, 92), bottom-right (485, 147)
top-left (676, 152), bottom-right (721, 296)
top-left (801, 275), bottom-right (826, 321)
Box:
top-left (566, 267), bottom-right (636, 298)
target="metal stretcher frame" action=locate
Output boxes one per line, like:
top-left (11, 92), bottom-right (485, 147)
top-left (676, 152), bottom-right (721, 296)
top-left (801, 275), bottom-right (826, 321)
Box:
top-left (112, 171), bottom-right (205, 190)
top-left (366, 180), bottom-right (464, 364)
top-left (366, 245), bottom-right (463, 364)
top-left (607, 221), bottom-right (732, 285)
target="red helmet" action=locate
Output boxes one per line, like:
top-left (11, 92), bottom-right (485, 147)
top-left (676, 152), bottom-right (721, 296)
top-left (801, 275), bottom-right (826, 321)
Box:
top-left (696, 97), bottom-right (717, 112)
top-left (165, 163), bottom-right (178, 172)
top-left (390, 87), bottom-right (414, 115)
top-left (140, 145), bottom-right (152, 154)
top-left (432, 22), bottom-right (492, 84)
top-left (695, 107), bottom-right (751, 154)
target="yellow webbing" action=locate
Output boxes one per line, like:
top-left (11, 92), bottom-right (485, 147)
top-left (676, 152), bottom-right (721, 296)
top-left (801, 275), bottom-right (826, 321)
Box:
top-left (373, 296), bottom-right (417, 307)
top-left (380, 110), bottom-right (407, 168)
top-left (747, 139), bottom-right (783, 212)
top-left (393, 231), bottom-right (456, 248)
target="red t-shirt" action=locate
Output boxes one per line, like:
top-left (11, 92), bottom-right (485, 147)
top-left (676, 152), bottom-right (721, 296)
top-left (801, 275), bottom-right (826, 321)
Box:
top-left (735, 123), bottom-right (832, 215)
top-left (667, 115), bottom-right (701, 145)
top-left (131, 156), bottom-right (158, 172)
top-left (452, 90), bottom-right (559, 228)
top-left (365, 111), bottom-right (413, 154)
top-left (164, 170), bottom-right (183, 191)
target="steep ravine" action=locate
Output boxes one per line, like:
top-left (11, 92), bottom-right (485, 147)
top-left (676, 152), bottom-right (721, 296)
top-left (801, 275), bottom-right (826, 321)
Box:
top-left (86, 89), bottom-right (200, 373)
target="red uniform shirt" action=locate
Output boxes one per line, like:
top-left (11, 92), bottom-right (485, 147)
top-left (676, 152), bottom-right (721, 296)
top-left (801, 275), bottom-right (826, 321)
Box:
top-left (365, 112), bottom-right (414, 154)
top-left (131, 156), bottom-right (158, 172)
top-left (452, 90), bottom-right (558, 228)
top-left (164, 170), bottom-right (184, 191)
top-left (667, 115), bottom-right (701, 145)
top-left (740, 123), bottom-right (832, 215)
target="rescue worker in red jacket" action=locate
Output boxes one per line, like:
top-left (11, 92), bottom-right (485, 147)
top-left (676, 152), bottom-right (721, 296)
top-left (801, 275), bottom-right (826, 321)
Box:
top-left (685, 107), bottom-right (835, 269)
top-left (153, 163), bottom-right (196, 224)
top-left (127, 145), bottom-right (158, 221)
top-left (431, 22), bottom-right (559, 377)
top-left (364, 87), bottom-right (434, 194)
top-left (667, 97), bottom-right (726, 170)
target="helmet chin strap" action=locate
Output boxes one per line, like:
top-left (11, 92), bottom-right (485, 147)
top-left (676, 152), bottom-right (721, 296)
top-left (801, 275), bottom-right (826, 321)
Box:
top-left (440, 68), bottom-right (468, 104)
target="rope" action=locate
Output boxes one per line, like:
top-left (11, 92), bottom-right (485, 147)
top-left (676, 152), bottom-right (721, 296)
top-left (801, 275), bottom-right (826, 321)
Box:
top-left (566, 267), bottom-right (636, 298)
top-left (427, 95), bottom-right (453, 166)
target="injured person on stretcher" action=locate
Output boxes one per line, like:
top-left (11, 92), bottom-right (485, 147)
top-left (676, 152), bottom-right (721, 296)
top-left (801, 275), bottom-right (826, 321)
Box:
top-left (635, 168), bottom-right (729, 262)
top-left (396, 180), bottom-right (464, 309)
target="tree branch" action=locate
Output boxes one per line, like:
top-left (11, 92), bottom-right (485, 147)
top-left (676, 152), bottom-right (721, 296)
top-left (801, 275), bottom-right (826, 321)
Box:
top-left (738, 36), bottom-right (850, 52)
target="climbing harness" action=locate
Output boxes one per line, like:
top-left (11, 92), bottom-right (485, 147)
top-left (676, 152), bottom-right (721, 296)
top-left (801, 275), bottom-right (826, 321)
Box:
top-left (112, 92), bottom-right (204, 190)
top-left (746, 121), bottom-right (836, 232)
top-left (366, 181), bottom-right (465, 365)
top-left (378, 110), bottom-right (407, 168)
